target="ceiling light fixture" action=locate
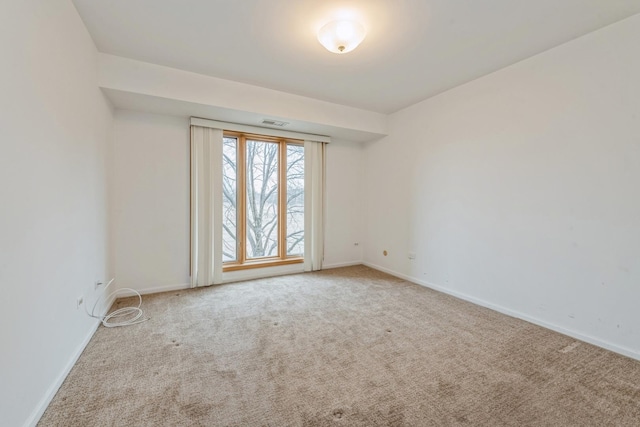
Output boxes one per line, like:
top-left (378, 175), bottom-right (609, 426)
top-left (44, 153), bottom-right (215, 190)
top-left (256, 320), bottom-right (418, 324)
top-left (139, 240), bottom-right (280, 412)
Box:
top-left (317, 20), bottom-right (366, 54)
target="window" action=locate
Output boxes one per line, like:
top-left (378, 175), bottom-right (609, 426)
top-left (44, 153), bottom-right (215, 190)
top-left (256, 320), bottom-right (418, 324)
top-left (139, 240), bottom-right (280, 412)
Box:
top-left (222, 132), bottom-right (304, 270)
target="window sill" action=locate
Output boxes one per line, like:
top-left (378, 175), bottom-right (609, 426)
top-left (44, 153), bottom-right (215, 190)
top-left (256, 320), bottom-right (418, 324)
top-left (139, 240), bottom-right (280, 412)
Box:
top-left (223, 257), bottom-right (304, 272)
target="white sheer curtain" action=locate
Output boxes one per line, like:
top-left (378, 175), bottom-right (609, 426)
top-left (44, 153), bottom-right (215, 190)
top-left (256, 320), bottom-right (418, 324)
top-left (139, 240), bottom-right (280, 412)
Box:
top-left (190, 125), bottom-right (223, 287)
top-left (304, 140), bottom-right (326, 271)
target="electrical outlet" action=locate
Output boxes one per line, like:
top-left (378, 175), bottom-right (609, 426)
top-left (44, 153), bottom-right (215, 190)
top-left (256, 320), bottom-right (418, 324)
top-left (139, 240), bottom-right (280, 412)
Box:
top-left (76, 296), bottom-right (84, 309)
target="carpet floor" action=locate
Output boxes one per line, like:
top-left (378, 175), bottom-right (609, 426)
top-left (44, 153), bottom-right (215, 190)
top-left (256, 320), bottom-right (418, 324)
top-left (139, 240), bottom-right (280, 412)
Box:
top-left (39, 266), bottom-right (640, 426)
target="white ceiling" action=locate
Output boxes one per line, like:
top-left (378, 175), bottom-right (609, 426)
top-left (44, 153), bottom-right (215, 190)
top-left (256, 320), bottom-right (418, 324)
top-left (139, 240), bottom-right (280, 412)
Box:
top-left (73, 0), bottom-right (640, 114)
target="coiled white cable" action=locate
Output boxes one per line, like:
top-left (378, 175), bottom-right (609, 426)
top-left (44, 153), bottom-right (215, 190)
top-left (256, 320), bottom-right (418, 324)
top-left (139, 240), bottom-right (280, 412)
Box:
top-left (85, 279), bottom-right (149, 328)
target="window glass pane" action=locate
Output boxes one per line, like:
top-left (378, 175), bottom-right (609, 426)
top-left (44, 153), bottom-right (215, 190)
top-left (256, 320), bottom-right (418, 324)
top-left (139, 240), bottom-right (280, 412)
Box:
top-left (286, 144), bottom-right (304, 256)
top-left (246, 140), bottom-right (279, 258)
top-left (222, 137), bottom-right (237, 262)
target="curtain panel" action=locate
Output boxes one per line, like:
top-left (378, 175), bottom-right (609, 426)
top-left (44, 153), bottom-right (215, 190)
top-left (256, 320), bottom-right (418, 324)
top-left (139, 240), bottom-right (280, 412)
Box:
top-left (190, 125), bottom-right (223, 287)
top-left (304, 140), bottom-right (326, 271)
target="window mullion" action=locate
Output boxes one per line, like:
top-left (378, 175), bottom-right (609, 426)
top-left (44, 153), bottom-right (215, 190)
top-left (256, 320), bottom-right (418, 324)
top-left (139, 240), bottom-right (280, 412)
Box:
top-left (239, 135), bottom-right (246, 265)
top-left (279, 140), bottom-right (287, 261)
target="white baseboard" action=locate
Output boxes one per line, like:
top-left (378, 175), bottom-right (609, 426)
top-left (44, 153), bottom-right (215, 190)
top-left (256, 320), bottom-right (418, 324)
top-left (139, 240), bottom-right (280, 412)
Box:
top-left (24, 293), bottom-right (118, 427)
top-left (131, 263), bottom-right (365, 294)
top-left (322, 260), bottom-right (363, 269)
top-left (362, 262), bottom-right (416, 283)
top-left (128, 282), bottom-right (191, 296)
top-left (363, 262), bottom-right (640, 362)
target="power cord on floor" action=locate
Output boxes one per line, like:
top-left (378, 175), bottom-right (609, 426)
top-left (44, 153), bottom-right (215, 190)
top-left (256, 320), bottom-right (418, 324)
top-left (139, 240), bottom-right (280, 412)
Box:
top-left (85, 279), bottom-right (149, 327)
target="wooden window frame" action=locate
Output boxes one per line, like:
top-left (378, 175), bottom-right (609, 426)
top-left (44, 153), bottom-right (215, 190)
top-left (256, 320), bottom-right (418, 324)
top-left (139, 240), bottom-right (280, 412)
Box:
top-left (222, 131), bottom-right (304, 272)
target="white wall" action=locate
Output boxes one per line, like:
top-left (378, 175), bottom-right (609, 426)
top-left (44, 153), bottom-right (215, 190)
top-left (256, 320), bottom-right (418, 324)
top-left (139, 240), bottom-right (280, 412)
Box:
top-left (363, 14), bottom-right (640, 359)
top-left (111, 111), bottom-right (364, 292)
top-left (0, 1), bottom-right (114, 426)
top-left (111, 111), bottom-right (191, 292)
top-left (324, 140), bottom-right (364, 268)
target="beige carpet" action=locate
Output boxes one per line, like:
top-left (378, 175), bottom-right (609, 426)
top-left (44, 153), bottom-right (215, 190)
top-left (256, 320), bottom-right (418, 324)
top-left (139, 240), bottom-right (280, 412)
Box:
top-left (39, 266), bottom-right (640, 426)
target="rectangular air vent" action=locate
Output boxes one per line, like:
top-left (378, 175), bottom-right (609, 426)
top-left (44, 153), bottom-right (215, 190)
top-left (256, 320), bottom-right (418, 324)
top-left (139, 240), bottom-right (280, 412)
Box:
top-left (261, 119), bottom-right (289, 127)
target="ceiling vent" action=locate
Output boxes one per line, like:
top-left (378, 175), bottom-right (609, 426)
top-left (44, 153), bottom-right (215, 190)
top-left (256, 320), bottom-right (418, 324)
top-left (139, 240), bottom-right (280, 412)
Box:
top-left (261, 119), bottom-right (289, 127)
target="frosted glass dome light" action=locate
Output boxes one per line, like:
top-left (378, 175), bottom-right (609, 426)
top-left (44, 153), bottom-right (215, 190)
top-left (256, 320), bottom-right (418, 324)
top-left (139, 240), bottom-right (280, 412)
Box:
top-left (317, 20), bottom-right (366, 54)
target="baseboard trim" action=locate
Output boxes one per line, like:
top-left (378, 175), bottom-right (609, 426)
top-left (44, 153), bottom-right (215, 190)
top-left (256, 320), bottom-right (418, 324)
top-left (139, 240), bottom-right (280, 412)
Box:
top-left (132, 263), bottom-right (366, 294)
top-left (24, 293), bottom-right (118, 427)
top-left (322, 260), bottom-right (363, 270)
top-left (129, 282), bottom-right (191, 296)
top-left (363, 262), bottom-right (640, 362)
